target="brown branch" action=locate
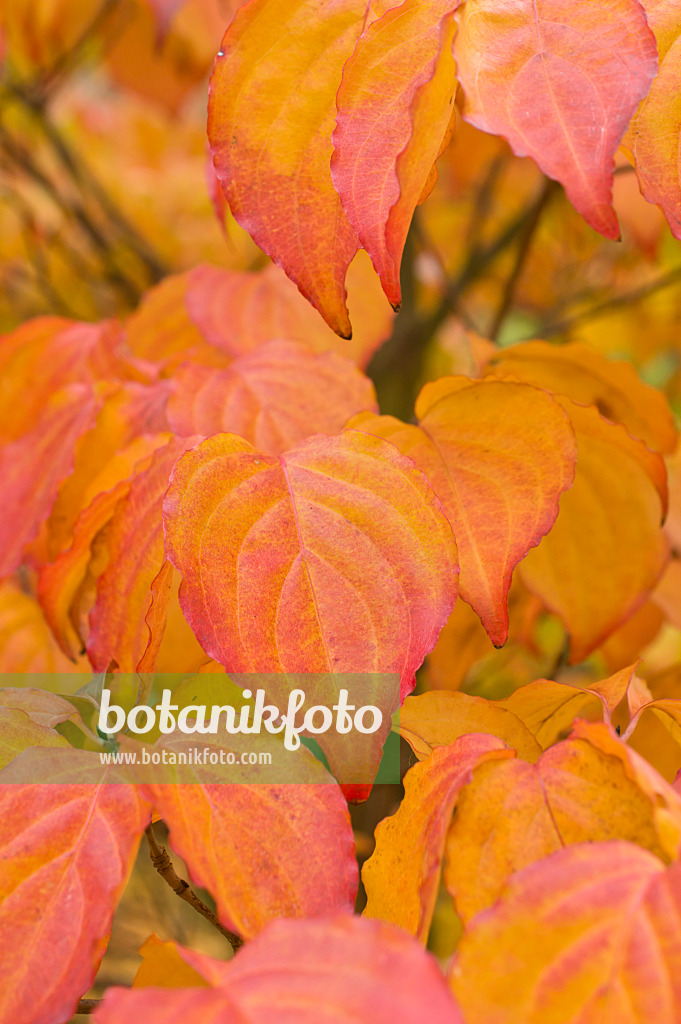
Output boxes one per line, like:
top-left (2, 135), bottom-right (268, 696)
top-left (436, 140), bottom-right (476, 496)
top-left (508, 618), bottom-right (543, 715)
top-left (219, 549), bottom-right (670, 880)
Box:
top-left (76, 998), bottom-right (100, 1016)
top-left (368, 182), bottom-right (557, 418)
top-left (537, 263), bottom-right (681, 339)
top-left (144, 824), bottom-right (243, 952)
top-left (488, 178), bottom-right (558, 340)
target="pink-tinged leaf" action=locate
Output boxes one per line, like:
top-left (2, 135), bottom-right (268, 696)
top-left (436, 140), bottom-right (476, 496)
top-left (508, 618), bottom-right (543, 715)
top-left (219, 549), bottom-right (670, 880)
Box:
top-left (453, 0), bottom-right (658, 238)
top-left (0, 384), bottom-right (100, 581)
top-left (208, 0), bottom-right (375, 336)
top-left (0, 687), bottom-right (79, 728)
top-left (124, 272), bottom-right (231, 373)
top-left (97, 915), bottom-right (463, 1023)
top-left (166, 341), bottom-right (377, 454)
top-left (450, 842), bottom-right (681, 1024)
top-left (0, 750), bottom-right (150, 1024)
top-left (96, 990), bottom-right (249, 1024)
top-left (212, 915), bottom-right (464, 1023)
top-left (363, 733), bottom-right (513, 941)
top-left (88, 437), bottom-right (196, 672)
top-left (163, 430), bottom-right (458, 699)
top-left (184, 255), bottom-right (394, 367)
top-left (332, 1), bottom-right (457, 308)
top-left (142, 746), bottom-right (358, 938)
top-left (351, 377), bottom-right (576, 646)
top-left (46, 382), bottom-right (171, 558)
top-left (0, 317), bottom-right (145, 446)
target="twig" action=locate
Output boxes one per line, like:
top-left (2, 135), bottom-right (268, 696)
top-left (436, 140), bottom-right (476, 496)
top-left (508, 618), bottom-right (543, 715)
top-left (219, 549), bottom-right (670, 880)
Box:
top-left (144, 824), bottom-right (243, 951)
top-left (488, 178), bottom-right (558, 340)
top-left (537, 263), bottom-right (681, 339)
top-left (76, 999), bottom-right (100, 1015)
top-left (368, 183), bottom-right (556, 418)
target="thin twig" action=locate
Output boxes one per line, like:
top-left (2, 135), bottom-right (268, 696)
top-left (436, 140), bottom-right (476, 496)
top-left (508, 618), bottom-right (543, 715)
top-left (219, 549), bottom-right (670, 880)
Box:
top-left (144, 824), bottom-right (243, 951)
top-left (488, 178), bottom-right (558, 340)
top-left (537, 263), bottom-right (681, 339)
top-left (76, 998), bottom-right (100, 1015)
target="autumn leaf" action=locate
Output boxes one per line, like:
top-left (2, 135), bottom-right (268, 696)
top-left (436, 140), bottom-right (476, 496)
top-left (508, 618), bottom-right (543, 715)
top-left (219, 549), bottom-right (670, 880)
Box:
top-left (208, 0), bottom-right (374, 336)
top-left (0, 384), bottom-right (101, 581)
top-left (0, 750), bottom-right (150, 1024)
top-left (132, 934), bottom-right (210, 989)
top-left (450, 841), bottom-right (681, 1023)
top-left (453, 0), bottom-right (658, 237)
top-left (140, 737), bottom-right (358, 939)
top-left (519, 397), bottom-right (669, 661)
top-left (166, 340), bottom-right (377, 454)
top-left (331, 0), bottom-right (457, 309)
top-left (351, 377), bottom-right (576, 646)
top-left (632, 0), bottom-right (681, 238)
top-left (0, 707), bottom-right (70, 770)
top-left (499, 663), bottom-right (636, 748)
top-left (444, 720), bottom-right (681, 920)
top-left (88, 437), bottom-right (196, 672)
top-left (184, 255), bottom-right (395, 368)
top-left (97, 916), bottom-right (463, 1023)
top-left (124, 271), bottom-right (230, 373)
top-left (362, 733), bottom-right (513, 940)
top-left (486, 339), bottom-right (678, 453)
top-left (0, 582), bottom-right (88, 672)
top-left (164, 430), bottom-right (458, 697)
top-left (398, 690), bottom-right (542, 763)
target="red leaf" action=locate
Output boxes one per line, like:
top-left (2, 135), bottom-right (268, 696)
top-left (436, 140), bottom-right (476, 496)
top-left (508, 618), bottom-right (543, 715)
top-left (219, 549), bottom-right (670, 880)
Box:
top-left (163, 430), bottom-right (458, 698)
top-left (453, 0), bottom-right (658, 237)
top-left (0, 751), bottom-right (150, 1024)
top-left (208, 0), bottom-right (372, 335)
top-left (332, 0), bottom-right (457, 308)
top-left (95, 916), bottom-right (463, 1023)
top-left (166, 340), bottom-right (377, 454)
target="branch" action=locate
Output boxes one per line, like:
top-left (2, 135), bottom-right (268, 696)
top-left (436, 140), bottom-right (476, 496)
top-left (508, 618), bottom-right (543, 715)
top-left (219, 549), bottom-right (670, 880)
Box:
top-left (537, 263), bottom-right (681, 339)
top-left (488, 178), bottom-right (558, 340)
top-left (144, 824), bottom-right (243, 952)
top-left (76, 999), bottom-right (100, 1015)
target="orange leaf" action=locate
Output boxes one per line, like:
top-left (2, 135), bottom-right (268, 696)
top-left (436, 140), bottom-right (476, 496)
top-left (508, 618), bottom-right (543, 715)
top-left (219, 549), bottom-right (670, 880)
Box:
top-left (184, 254), bottom-right (394, 367)
top-left (142, 754), bottom-right (358, 938)
top-left (499, 663), bottom-right (637, 748)
top-left (519, 397), bottom-right (669, 661)
top-left (133, 934), bottom-right (209, 989)
top-left (124, 271), bottom-right (230, 373)
top-left (331, 1), bottom-right (457, 308)
top-left (0, 582), bottom-right (88, 672)
top-left (163, 430), bottom-right (458, 700)
top-left (444, 720), bottom-right (681, 921)
top-left (351, 377), bottom-right (576, 646)
top-left (0, 752), bottom-right (150, 1024)
top-left (166, 340), bottom-right (377, 454)
top-left (486, 339), bottom-right (678, 453)
top-left (46, 384), bottom-right (170, 558)
top-left (398, 690), bottom-right (542, 763)
top-left (453, 0), bottom-right (658, 237)
top-left (362, 734), bottom-right (513, 940)
top-left (88, 437), bottom-right (196, 672)
top-left (208, 0), bottom-right (372, 335)
top-left (450, 842), bottom-right (681, 1023)
top-left (0, 384), bottom-right (100, 581)
top-left (633, 0), bottom-right (681, 238)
